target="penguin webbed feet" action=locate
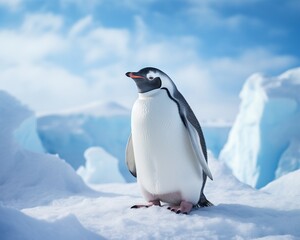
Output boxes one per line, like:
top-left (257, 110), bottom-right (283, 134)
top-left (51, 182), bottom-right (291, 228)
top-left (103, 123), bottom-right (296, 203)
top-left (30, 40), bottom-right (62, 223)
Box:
top-left (196, 193), bottom-right (214, 208)
top-left (131, 200), bottom-right (161, 209)
top-left (131, 200), bottom-right (195, 214)
top-left (167, 201), bottom-right (193, 214)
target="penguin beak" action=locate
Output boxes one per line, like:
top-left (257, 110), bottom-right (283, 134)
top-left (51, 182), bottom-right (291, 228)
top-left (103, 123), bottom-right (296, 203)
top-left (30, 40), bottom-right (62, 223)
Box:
top-left (125, 72), bottom-right (144, 79)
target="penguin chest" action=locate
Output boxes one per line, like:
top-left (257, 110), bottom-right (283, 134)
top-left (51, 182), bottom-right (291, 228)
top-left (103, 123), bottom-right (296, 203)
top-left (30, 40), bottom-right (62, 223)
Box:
top-left (131, 90), bottom-right (202, 204)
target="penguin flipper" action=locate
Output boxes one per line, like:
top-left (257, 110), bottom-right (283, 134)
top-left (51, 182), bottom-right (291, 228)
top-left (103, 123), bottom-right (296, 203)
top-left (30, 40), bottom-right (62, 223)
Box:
top-left (163, 87), bottom-right (213, 180)
top-left (126, 133), bottom-right (137, 177)
top-left (185, 119), bottom-right (213, 180)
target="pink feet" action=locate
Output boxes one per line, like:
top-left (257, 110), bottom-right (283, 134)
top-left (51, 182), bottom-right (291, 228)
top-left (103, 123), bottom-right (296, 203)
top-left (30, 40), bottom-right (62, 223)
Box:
top-left (131, 200), bottom-right (161, 209)
top-left (167, 201), bottom-right (193, 214)
top-left (131, 200), bottom-right (193, 214)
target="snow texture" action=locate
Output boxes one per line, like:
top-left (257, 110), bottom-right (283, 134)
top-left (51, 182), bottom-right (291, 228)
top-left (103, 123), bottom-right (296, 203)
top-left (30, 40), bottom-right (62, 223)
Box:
top-left (77, 146), bottom-right (125, 184)
top-left (0, 90), bottom-right (91, 208)
top-left (22, 155), bottom-right (300, 240)
top-left (262, 168), bottom-right (300, 199)
top-left (1, 90), bottom-right (299, 239)
top-left (0, 205), bottom-right (101, 240)
top-left (220, 67), bottom-right (300, 188)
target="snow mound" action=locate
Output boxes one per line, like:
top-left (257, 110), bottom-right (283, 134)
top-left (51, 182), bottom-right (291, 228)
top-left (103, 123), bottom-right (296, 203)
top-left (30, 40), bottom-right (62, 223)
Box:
top-left (23, 154), bottom-right (300, 239)
top-left (220, 67), bottom-right (300, 188)
top-left (0, 90), bottom-right (91, 208)
top-left (77, 146), bottom-right (125, 184)
top-left (262, 169), bottom-right (300, 199)
top-left (0, 205), bottom-right (101, 240)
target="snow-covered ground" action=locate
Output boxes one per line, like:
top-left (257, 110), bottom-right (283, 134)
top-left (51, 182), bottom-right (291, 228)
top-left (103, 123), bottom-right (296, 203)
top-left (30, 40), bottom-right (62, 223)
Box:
top-left (1, 89), bottom-right (300, 239)
top-left (21, 156), bottom-right (300, 239)
top-left (220, 67), bottom-right (300, 188)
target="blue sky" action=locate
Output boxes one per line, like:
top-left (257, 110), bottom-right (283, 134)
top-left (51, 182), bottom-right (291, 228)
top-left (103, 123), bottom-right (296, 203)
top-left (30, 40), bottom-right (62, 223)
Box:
top-left (0, 0), bottom-right (299, 121)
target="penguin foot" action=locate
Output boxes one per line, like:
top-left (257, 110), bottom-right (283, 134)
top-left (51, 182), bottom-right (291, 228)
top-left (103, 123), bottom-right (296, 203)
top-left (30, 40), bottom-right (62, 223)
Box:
top-left (196, 193), bottom-right (214, 208)
top-left (131, 200), bottom-right (161, 209)
top-left (167, 201), bottom-right (193, 214)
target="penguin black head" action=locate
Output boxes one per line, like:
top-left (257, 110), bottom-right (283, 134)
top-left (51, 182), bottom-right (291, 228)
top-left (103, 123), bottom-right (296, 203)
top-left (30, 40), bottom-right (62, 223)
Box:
top-left (126, 67), bottom-right (176, 93)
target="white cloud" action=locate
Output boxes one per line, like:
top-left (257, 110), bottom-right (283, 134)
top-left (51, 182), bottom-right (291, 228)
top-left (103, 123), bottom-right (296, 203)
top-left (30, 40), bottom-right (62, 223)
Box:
top-left (22, 13), bottom-right (64, 33)
top-left (0, 31), bottom-right (65, 65)
top-left (208, 48), bottom-right (296, 89)
top-left (0, 0), bottom-right (22, 10)
top-left (0, 13), bottom-right (65, 65)
top-left (69, 15), bottom-right (93, 37)
top-left (0, 63), bottom-right (92, 112)
top-left (0, 12), bottom-right (297, 121)
top-left (80, 27), bottom-right (130, 63)
top-left (186, 0), bottom-right (262, 30)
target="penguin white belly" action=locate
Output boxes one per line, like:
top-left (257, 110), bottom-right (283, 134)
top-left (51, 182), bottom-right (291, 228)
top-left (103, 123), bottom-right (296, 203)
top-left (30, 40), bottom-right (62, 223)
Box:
top-left (131, 89), bottom-right (203, 205)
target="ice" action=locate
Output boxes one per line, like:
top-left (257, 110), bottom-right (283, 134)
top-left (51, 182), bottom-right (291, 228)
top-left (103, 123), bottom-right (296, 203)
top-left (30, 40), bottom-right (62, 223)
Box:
top-left (202, 124), bottom-right (231, 157)
top-left (77, 146), bottom-right (125, 184)
top-left (0, 90), bottom-right (104, 239)
top-left (220, 67), bottom-right (300, 188)
top-left (0, 90), bottom-right (91, 208)
top-left (14, 115), bottom-right (45, 153)
top-left (37, 102), bottom-right (133, 181)
top-left (276, 139), bottom-right (300, 179)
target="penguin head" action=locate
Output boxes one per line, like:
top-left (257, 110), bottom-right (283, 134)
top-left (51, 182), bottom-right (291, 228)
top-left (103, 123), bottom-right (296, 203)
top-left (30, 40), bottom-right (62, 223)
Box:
top-left (126, 67), bottom-right (176, 94)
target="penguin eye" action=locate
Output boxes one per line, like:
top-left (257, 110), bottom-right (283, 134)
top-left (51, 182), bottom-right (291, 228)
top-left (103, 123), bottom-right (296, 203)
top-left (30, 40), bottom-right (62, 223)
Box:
top-left (148, 76), bottom-right (154, 80)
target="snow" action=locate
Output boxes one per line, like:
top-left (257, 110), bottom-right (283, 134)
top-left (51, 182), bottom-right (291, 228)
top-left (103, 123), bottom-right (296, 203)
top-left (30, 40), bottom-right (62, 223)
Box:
top-left (0, 90), bottom-right (90, 206)
top-left (220, 67), bottom-right (300, 188)
top-left (1, 89), bottom-right (300, 239)
top-left (22, 155), bottom-right (300, 239)
top-left (0, 205), bottom-right (101, 240)
top-left (262, 169), bottom-right (300, 199)
top-left (77, 146), bottom-right (125, 184)
top-left (0, 90), bottom-right (102, 239)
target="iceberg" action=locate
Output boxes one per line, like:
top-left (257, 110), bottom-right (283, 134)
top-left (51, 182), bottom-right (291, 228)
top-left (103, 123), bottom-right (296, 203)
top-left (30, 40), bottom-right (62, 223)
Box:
top-left (0, 90), bottom-right (90, 208)
top-left (37, 101), bottom-right (134, 181)
top-left (220, 67), bottom-right (300, 188)
top-left (77, 146), bottom-right (125, 184)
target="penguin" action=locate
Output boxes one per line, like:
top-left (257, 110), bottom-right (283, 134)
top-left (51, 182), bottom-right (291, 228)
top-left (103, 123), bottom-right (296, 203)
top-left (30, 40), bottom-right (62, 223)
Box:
top-left (125, 67), bottom-right (213, 214)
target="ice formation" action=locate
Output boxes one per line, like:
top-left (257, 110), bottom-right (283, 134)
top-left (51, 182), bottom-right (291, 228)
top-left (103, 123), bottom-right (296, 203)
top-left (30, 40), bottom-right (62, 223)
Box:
top-left (220, 68), bottom-right (300, 188)
top-left (0, 90), bottom-right (90, 208)
top-left (37, 102), bottom-right (133, 181)
top-left (77, 146), bottom-right (125, 184)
